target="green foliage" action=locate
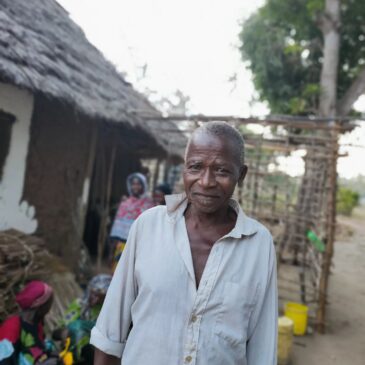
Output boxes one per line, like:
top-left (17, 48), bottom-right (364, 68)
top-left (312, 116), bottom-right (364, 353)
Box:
top-left (339, 175), bottom-right (365, 195)
top-left (306, 0), bottom-right (325, 15)
top-left (337, 186), bottom-right (360, 216)
top-left (239, 0), bottom-right (365, 114)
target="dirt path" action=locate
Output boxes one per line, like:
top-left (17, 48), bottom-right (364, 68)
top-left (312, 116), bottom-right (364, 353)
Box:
top-left (292, 207), bottom-right (365, 364)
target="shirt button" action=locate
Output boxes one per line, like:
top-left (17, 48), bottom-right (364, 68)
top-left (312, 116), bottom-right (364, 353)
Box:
top-left (185, 356), bottom-right (192, 363)
top-left (191, 314), bottom-right (197, 323)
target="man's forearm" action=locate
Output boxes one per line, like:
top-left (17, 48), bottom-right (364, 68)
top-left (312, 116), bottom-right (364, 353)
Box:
top-left (94, 348), bottom-right (120, 365)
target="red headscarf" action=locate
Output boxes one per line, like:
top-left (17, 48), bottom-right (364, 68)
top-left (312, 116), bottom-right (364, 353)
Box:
top-left (15, 281), bottom-right (53, 310)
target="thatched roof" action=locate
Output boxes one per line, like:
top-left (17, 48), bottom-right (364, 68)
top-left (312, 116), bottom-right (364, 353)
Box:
top-left (0, 0), bottom-right (185, 155)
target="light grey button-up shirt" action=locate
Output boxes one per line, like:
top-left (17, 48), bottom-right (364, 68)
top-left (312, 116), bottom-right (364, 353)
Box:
top-left (90, 193), bottom-right (278, 365)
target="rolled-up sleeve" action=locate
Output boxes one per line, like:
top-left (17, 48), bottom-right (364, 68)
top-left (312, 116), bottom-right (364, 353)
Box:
top-left (247, 236), bottom-right (278, 365)
top-left (90, 219), bottom-right (139, 358)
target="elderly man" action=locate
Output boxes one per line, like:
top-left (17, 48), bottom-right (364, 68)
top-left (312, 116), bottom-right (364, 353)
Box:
top-left (90, 122), bottom-right (278, 365)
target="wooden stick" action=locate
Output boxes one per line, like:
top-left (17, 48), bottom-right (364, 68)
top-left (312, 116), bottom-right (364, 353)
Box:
top-left (316, 126), bottom-right (339, 333)
top-left (80, 123), bottom-right (98, 231)
top-left (141, 114), bottom-right (356, 131)
top-left (152, 159), bottom-right (161, 191)
top-left (97, 143), bottom-right (117, 270)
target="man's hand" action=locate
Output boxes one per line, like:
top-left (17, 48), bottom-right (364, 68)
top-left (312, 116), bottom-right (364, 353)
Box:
top-left (94, 348), bottom-right (120, 365)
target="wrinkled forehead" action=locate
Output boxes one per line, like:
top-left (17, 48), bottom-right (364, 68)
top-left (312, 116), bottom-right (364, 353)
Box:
top-left (185, 131), bottom-right (239, 164)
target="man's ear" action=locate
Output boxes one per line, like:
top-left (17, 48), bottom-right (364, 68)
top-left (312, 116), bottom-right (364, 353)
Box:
top-left (238, 165), bottom-right (248, 187)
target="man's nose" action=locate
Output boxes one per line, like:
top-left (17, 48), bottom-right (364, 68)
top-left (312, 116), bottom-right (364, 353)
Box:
top-left (199, 168), bottom-right (216, 188)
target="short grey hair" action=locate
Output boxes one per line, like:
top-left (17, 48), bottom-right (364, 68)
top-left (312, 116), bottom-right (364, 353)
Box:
top-left (185, 121), bottom-right (245, 165)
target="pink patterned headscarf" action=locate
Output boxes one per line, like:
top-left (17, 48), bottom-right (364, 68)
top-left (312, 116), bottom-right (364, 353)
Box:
top-left (16, 281), bottom-right (53, 310)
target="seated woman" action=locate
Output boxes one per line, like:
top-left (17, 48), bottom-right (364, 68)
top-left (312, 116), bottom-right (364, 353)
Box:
top-left (0, 281), bottom-right (56, 365)
top-left (53, 275), bottom-right (112, 364)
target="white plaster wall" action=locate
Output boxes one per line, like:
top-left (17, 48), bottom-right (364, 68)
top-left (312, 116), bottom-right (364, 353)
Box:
top-left (0, 82), bottom-right (37, 233)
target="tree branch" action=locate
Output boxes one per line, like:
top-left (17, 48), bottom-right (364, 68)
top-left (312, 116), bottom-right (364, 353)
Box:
top-left (337, 65), bottom-right (365, 116)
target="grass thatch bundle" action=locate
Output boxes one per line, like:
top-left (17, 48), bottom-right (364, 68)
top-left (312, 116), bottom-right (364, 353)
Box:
top-left (0, 230), bottom-right (84, 333)
top-left (0, 229), bottom-right (51, 320)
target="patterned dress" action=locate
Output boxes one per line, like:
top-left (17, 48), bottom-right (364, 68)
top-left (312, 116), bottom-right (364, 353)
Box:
top-left (110, 196), bottom-right (154, 271)
top-left (0, 316), bottom-right (51, 365)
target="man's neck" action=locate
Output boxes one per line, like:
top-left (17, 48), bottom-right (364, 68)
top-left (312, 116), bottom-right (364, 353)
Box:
top-left (185, 202), bottom-right (235, 228)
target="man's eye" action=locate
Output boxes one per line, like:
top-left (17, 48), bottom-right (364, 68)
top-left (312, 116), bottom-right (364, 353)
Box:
top-left (189, 164), bottom-right (201, 171)
top-left (216, 167), bottom-right (229, 174)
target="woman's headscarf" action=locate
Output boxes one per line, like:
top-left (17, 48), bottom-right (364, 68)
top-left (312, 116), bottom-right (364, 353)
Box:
top-left (82, 274), bottom-right (112, 307)
top-left (126, 172), bottom-right (148, 197)
top-left (15, 281), bottom-right (53, 310)
top-left (80, 274), bottom-right (112, 320)
top-left (86, 274), bottom-right (112, 298)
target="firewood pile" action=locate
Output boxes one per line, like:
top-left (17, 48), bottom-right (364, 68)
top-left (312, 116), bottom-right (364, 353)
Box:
top-left (0, 229), bottom-right (52, 320)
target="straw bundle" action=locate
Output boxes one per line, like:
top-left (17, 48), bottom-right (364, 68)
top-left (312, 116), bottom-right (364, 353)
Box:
top-left (0, 229), bottom-right (51, 320)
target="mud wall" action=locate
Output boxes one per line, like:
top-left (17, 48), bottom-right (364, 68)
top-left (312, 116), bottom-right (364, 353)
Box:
top-left (23, 94), bottom-right (92, 267)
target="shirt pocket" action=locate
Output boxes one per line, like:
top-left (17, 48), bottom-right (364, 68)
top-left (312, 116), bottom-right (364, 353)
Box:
top-left (213, 281), bottom-right (256, 347)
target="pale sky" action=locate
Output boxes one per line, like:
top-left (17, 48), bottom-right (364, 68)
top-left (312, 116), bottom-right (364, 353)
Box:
top-left (58, 0), bottom-right (364, 179)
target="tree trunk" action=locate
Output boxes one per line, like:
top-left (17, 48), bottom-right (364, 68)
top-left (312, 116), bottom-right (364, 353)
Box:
top-left (316, 0), bottom-right (341, 333)
top-left (282, 0), bottom-right (341, 333)
top-left (319, 0), bottom-right (341, 117)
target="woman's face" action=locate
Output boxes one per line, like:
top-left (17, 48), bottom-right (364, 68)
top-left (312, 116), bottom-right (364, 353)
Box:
top-left (35, 294), bottom-right (54, 320)
top-left (130, 178), bottom-right (144, 197)
top-left (88, 290), bottom-right (106, 307)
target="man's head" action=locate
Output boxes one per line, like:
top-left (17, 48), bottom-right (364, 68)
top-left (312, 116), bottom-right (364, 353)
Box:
top-left (183, 121), bottom-right (247, 214)
top-left (153, 183), bottom-right (172, 205)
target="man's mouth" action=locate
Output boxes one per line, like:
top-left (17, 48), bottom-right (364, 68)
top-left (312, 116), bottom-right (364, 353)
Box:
top-left (192, 192), bottom-right (220, 199)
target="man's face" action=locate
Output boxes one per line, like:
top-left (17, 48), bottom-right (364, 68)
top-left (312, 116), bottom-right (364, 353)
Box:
top-left (183, 132), bottom-right (247, 214)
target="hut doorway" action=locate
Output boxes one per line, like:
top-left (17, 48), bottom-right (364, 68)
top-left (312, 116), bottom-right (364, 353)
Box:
top-left (82, 128), bottom-right (142, 265)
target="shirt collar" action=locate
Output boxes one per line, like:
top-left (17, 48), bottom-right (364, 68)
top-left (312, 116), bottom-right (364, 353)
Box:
top-left (165, 193), bottom-right (258, 238)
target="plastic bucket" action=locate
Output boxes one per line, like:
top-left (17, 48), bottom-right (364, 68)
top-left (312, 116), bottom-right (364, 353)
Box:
top-left (277, 316), bottom-right (294, 365)
top-left (284, 302), bottom-right (308, 335)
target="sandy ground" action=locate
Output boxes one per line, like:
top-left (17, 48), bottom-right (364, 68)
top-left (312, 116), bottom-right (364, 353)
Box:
top-left (291, 207), bottom-right (365, 364)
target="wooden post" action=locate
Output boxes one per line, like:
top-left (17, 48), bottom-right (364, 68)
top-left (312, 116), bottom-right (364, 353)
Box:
top-left (152, 158), bottom-right (161, 191)
top-left (163, 159), bottom-right (171, 183)
top-left (316, 124), bottom-right (339, 333)
top-left (271, 184), bottom-right (278, 215)
top-left (80, 123), bottom-right (98, 232)
top-left (97, 142), bottom-right (117, 270)
top-left (251, 138), bottom-right (262, 216)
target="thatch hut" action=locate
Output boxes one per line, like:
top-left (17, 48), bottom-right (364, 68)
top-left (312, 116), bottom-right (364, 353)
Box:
top-left (0, 0), bottom-right (185, 266)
